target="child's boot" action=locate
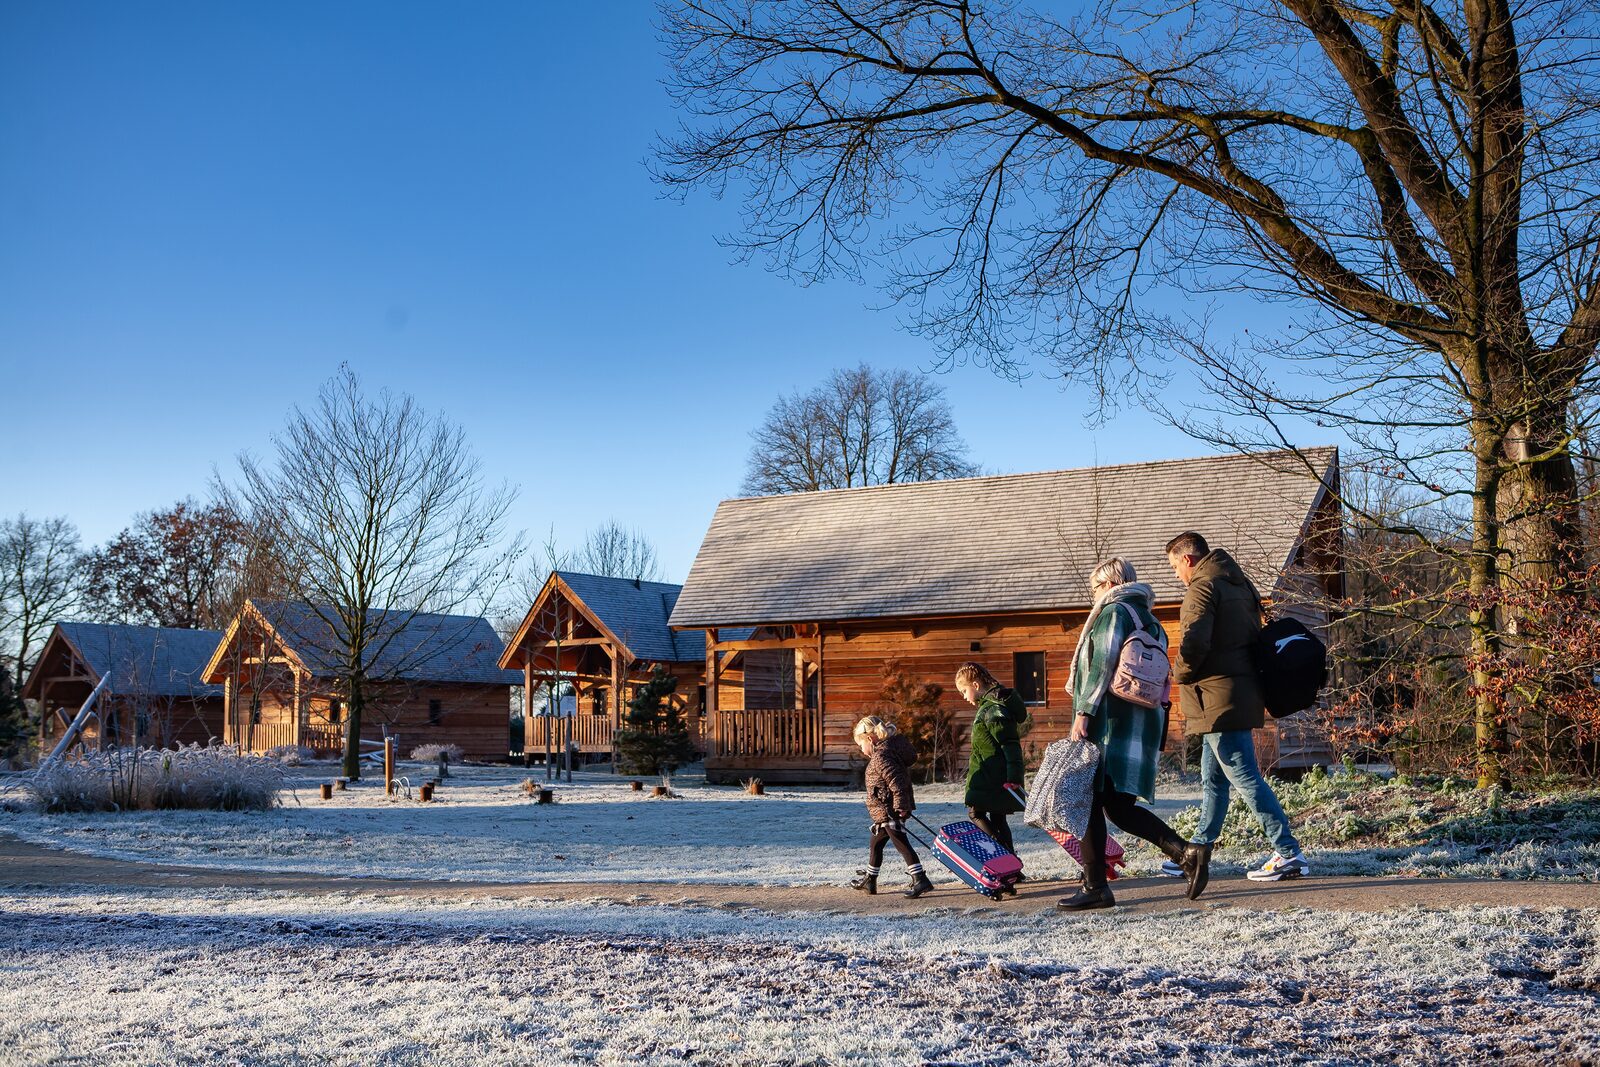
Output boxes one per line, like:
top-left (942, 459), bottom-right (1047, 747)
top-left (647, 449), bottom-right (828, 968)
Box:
top-left (851, 868), bottom-right (878, 894)
top-left (903, 866), bottom-right (934, 898)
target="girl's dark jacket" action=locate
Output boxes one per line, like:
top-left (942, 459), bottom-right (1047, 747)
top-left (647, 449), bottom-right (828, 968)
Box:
top-left (964, 686), bottom-right (1028, 813)
top-left (865, 733), bottom-right (919, 824)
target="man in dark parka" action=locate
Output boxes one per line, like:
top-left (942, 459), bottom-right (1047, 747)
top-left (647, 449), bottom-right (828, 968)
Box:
top-left (1166, 531), bottom-right (1309, 882)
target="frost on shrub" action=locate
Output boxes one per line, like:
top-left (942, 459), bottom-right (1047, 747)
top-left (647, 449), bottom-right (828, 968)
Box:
top-left (22, 745), bottom-right (283, 813)
top-left (266, 744), bottom-right (317, 766)
top-left (410, 744), bottom-right (463, 763)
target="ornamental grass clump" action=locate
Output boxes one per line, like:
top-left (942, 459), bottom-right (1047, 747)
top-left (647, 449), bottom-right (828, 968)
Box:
top-left (409, 744), bottom-right (463, 763)
top-left (265, 744), bottom-right (317, 766)
top-left (23, 745), bottom-right (283, 813)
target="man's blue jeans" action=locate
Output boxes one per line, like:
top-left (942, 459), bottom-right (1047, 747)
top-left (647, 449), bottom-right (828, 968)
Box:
top-left (1195, 729), bottom-right (1301, 855)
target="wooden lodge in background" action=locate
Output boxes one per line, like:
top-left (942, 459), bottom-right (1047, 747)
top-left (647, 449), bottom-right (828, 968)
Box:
top-left (498, 572), bottom-right (744, 762)
top-left (25, 622), bottom-right (226, 751)
top-left (201, 599), bottom-right (518, 761)
top-left (669, 448), bottom-right (1344, 785)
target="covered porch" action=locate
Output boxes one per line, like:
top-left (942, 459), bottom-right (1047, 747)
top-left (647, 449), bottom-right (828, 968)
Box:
top-left (501, 571), bottom-right (712, 765)
top-left (702, 625), bottom-right (844, 784)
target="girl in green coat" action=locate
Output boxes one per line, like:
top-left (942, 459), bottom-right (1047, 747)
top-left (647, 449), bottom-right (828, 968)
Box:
top-left (955, 661), bottom-right (1027, 852)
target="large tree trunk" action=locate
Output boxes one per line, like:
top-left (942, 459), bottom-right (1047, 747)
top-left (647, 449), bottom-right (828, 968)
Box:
top-left (342, 673), bottom-right (365, 781)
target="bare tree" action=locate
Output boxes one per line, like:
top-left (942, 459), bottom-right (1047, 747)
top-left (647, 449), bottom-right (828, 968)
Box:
top-left (660, 1), bottom-right (1600, 786)
top-left (224, 368), bottom-right (524, 779)
top-left (743, 364), bottom-right (978, 493)
top-left (82, 499), bottom-right (251, 630)
top-left (0, 514), bottom-right (82, 689)
top-left (574, 521), bottom-right (662, 582)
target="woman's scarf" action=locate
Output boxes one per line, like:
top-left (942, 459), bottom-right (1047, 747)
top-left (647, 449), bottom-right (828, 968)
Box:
top-left (1067, 581), bottom-right (1158, 704)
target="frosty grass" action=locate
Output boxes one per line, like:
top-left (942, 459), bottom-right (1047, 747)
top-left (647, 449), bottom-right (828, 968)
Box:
top-left (2, 885), bottom-right (1597, 1065)
top-left (4, 764), bottom-right (1596, 885)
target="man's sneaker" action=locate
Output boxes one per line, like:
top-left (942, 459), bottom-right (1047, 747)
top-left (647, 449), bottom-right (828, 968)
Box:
top-left (1247, 852), bottom-right (1311, 881)
top-left (1158, 860), bottom-right (1184, 878)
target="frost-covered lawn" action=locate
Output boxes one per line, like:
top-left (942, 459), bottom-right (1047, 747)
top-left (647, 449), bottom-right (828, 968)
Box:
top-left (2, 885), bottom-right (1597, 1065)
top-left (2, 764), bottom-right (1596, 884)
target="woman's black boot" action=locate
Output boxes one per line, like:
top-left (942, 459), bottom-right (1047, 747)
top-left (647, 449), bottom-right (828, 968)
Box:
top-left (1056, 883), bottom-right (1115, 911)
top-left (903, 871), bottom-right (934, 898)
top-left (1179, 843), bottom-right (1212, 900)
top-left (851, 869), bottom-right (878, 895)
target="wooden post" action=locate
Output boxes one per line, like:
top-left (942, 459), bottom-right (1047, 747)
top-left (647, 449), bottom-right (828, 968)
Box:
top-left (523, 659), bottom-right (534, 768)
top-left (219, 676), bottom-right (232, 748)
top-left (419, 782), bottom-right (434, 802)
top-left (630, 779), bottom-right (643, 791)
top-left (292, 669), bottom-right (303, 749)
top-left (334, 778), bottom-right (348, 791)
top-left (609, 644), bottom-right (622, 772)
top-left (816, 629), bottom-right (825, 760)
top-left (384, 736), bottom-right (395, 796)
top-left (320, 782), bottom-right (333, 801)
top-left (704, 628), bottom-right (718, 759)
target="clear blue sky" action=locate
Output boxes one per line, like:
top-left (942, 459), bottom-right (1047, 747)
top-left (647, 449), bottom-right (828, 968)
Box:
top-left (3, 1), bottom-right (1277, 582)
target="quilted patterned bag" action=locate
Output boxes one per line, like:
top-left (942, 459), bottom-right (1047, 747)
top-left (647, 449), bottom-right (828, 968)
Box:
top-left (1022, 738), bottom-right (1099, 839)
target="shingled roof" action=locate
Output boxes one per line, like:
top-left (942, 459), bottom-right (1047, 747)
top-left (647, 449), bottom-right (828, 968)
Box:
top-left (557, 572), bottom-right (708, 662)
top-left (206, 600), bottom-right (519, 685)
top-left (501, 572), bottom-right (754, 669)
top-left (26, 622), bottom-right (224, 699)
top-left (669, 447), bottom-right (1338, 628)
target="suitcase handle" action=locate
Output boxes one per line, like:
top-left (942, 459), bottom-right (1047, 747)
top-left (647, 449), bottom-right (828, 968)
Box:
top-left (1005, 785), bottom-right (1027, 805)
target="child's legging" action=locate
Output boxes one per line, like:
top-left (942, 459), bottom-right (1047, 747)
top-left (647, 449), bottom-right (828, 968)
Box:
top-left (869, 822), bottom-right (921, 868)
top-left (967, 808), bottom-right (1015, 853)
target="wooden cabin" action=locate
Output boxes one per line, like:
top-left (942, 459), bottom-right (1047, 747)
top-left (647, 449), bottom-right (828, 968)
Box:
top-left (25, 622), bottom-right (226, 751)
top-left (669, 448), bottom-right (1344, 784)
top-left (201, 599), bottom-right (518, 761)
top-left (498, 572), bottom-right (743, 762)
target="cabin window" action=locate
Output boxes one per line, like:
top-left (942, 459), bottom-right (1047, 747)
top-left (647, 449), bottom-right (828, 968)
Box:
top-left (1014, 652), bottom-right (1047, 705)
top-left (327, 699), bottom-right (344, 724)
top-left (697, 684), bottom-right (707, 715)
top-left (592, 688), bottom-right (608, 716)
top-left (428, 698), bottom-right (443, 725)
top-left (250, 704), bottom-right (262, 726)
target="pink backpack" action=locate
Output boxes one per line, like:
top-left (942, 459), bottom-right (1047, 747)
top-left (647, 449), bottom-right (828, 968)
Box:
top-left (1110, 606), bottom-right (1170, 709)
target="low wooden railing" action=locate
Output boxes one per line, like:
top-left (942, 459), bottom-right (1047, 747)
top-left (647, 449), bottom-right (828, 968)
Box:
top-left (527, 713), bottom-right (615, 752)
top-left (302, 722), bottom-right (344, 754)
top-left (708, 707), bottom-right (823, 761)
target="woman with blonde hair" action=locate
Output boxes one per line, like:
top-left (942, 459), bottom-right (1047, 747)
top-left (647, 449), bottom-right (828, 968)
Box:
top-left (1059, 557), bottom-right (1210, 911)
top-left (850, 716), bottom-right (933, 898)
top-left (954, 661), bottom-right (1027, 855)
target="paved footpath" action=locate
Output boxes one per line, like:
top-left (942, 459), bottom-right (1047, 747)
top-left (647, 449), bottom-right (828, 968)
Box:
top-left (6, 834), bottom-right (1599, 914)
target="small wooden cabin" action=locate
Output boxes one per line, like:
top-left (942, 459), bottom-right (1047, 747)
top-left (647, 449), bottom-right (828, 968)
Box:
top-left (498, 572), bottom-right (742, 762)
top-left (202, 599), bottom-right (519, 761)
top-left (25, 622), bottom-right (226, 751)
top-left (669, 448), bottom-right (1343, 784)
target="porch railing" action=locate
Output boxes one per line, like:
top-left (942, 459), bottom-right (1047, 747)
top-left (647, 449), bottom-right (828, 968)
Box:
top-left (708, 707), bottom-right (823, 762)
top-left (528, 713), bottom-right (615, 752)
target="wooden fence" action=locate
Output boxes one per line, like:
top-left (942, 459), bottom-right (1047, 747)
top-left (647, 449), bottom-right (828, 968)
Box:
top-left (707, 707), bottom-right (824, 762)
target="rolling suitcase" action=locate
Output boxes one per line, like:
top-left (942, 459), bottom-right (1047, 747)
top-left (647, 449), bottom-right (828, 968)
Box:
top-left (1008, 786), bottom-right (1126, 880)
top-left (908, 814), bottom-right (1024, 899)
top-left (1043, 826), bottom-right (1127, 880)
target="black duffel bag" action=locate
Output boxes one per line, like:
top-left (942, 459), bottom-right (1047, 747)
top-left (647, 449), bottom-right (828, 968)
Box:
top-left (1256, 616), bottom-right (1328, 719)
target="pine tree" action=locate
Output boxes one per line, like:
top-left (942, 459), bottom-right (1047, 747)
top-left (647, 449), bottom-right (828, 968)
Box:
top-left (614, 666), bottom-right (695, 776)
top-left (0, 664), bottom-right (32, 764)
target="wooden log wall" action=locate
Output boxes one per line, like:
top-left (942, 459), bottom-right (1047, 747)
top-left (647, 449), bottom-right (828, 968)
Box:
top-left (809, 608), bottom-right (1301, 775)
top-left (227, 682), bottom-right (514, 761)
